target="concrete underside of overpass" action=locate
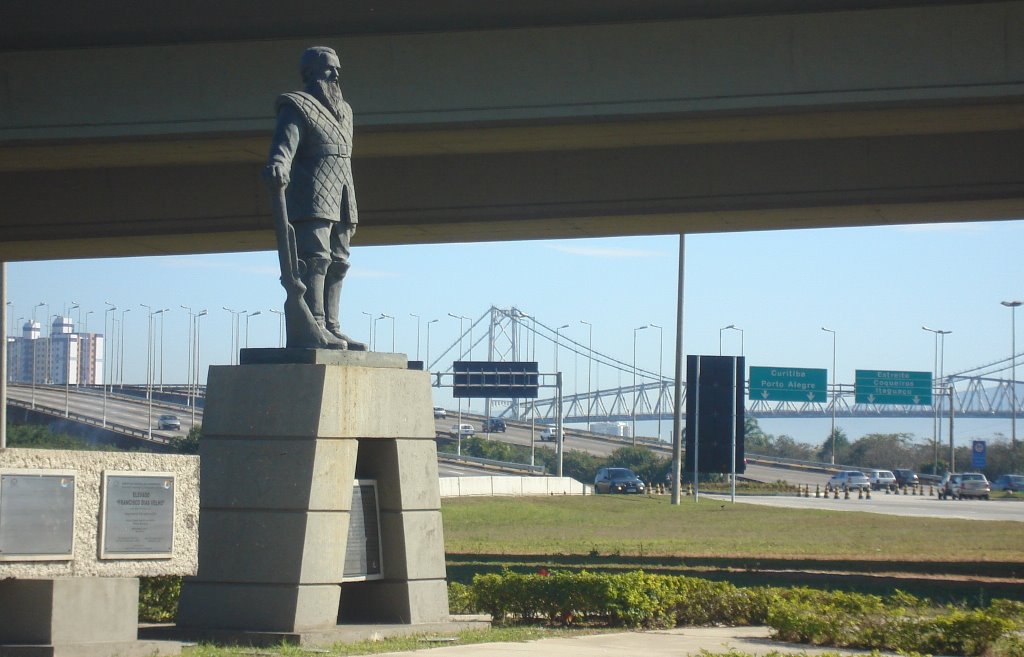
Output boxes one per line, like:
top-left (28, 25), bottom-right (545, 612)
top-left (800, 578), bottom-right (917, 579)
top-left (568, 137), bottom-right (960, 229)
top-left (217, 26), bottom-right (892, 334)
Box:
top-left (2, 1), bottom-right (1024, 260)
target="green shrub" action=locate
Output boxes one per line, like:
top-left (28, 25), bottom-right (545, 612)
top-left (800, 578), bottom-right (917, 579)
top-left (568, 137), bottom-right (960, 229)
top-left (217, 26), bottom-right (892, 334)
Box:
top-left (138, 576), bottom-right (182, 622)
top-left (448, 581), bottom-right (477, 614)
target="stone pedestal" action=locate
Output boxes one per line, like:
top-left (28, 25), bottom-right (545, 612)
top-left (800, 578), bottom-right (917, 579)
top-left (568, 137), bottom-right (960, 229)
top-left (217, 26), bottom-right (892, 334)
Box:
top-left (0, 578), bottom-right (175, 657)
top-left (177, 352), bottom-right (449, 634)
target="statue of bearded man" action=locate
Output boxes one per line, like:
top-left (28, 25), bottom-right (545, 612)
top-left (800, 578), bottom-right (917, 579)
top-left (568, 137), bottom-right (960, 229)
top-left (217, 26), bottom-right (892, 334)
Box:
top-left (264, 46), bottom-right (366, 351)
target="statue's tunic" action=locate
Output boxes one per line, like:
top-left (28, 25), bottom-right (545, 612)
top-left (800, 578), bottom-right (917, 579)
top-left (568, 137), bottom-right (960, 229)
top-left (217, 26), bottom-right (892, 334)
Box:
top-left (268, 91), bottom-right (358, 227)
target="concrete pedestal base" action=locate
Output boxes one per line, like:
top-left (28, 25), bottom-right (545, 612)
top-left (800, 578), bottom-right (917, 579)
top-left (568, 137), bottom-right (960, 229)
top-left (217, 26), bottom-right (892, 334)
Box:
top-left (177, 355), bottom-right (449, 635)
top-left (0, 578), bottom-right (179, 657)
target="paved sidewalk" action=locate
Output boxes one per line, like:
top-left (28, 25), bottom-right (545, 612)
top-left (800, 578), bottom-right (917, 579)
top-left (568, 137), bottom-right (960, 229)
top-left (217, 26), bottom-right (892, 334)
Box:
top-left (369, 626), bottom-right (883, 656)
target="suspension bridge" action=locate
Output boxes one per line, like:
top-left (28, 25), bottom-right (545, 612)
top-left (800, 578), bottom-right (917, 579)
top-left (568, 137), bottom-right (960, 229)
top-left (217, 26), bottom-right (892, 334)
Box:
top-left (428, 306), bottom-right (1024, 425)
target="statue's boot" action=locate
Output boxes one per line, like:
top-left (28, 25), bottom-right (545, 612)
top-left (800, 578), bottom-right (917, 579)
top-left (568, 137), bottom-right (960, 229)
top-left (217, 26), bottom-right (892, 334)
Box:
top-left (325, 260), bottom-right (368, 351)
top-left (303, 257), bottom-right (348, 350)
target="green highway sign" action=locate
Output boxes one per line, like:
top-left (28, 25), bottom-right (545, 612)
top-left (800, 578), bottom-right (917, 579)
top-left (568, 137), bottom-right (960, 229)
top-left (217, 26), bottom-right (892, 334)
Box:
top-left (749, 366), bottom-right (828, 403)
top-left (854, 369), bottom-right (932, 405)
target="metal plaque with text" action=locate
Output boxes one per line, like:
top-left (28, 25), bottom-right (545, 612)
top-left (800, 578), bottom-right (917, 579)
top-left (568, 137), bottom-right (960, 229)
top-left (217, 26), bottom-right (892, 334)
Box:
top-left (100, 472), bottom-right (175, 559)
top-left (0, 470), bottom-right (76, 561)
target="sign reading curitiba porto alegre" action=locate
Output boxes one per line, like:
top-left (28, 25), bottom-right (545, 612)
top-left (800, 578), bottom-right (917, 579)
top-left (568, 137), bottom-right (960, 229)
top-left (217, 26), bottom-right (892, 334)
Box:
top-left (748, 366), bottom-right (828, 403)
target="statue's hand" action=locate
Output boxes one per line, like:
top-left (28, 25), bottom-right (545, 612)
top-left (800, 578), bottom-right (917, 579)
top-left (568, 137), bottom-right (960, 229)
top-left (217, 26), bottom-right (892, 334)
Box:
top-left (262, 163), bottom-right (290, 188)
top-left (347, 224), bottom-right (357, 239)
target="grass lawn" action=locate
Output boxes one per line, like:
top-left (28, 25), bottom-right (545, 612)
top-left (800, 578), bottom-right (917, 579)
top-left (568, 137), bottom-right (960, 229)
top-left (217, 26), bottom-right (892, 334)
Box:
top-left (442, 494), bottom-right (1024, 563)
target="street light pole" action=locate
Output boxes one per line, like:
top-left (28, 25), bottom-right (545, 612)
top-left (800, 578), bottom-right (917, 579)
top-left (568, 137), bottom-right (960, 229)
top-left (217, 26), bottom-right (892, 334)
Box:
top-left (379, 313), bottom-right (395, 352)
top-left (410, 313), bottom-right (421, 361)
top-left (268, 309), bottom-right (285, 348)
top-left (554, 323), bottom-right (569, 373)
top-left (118, 308), bottom-right (130, 386)
top-left (651, 323), bottom-right (664, 439)
top-left (361, 311), bottom-right (373, 351)
top-left (632, 324), bottom-right (649, 445)
top-left (1003, 300), bottom-right (1023, 461)
top-left (448, 313), bottom-right (467, 455)
top-left (193, 310), bottom-right (207, 426)
top-left (245, 310), bottom-right (262, 349)
top-left (580, 320), bottom-right (593, 423)
top-left (157, 308), bottom-right (169, 392)
top-left (719, 324), bottom-right (743, 357)
top-left (102, 302), bottom-right (115, 426)
top-left (426, 318), bottom-right (438, 367)
top-left (923, 325), bottom-right (952, 473)
top-left (822, 327), bottom-right (837, 464)
top-left (222, 307), bottom-right (245, 364)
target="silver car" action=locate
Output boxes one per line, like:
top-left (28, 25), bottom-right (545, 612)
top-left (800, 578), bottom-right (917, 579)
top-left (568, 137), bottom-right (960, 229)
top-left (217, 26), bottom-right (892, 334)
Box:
top-left (867, 469), bottom-right (897, 490)
top-left (827, 470), bottom-right (870, 491)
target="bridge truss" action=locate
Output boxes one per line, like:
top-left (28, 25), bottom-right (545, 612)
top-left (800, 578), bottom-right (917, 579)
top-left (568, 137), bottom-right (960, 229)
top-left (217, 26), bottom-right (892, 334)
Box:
top-left (430, 306), bottom-right (1024, 425)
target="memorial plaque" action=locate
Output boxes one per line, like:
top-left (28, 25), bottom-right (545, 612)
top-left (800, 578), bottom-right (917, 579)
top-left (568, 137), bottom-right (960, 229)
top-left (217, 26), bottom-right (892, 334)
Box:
top-left (100, 471), bottom-right (175, 559)
top-left (343, 480), bottom-right (383, 581)
top-left (0, 470), bottom-right (76, 561)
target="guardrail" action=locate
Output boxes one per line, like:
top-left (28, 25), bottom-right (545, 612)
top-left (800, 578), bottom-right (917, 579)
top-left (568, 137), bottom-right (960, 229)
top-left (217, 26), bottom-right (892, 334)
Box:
top-left (6, 397), bottom-right (172, 445)
top-left (436, 451), bottom-right (545, 475)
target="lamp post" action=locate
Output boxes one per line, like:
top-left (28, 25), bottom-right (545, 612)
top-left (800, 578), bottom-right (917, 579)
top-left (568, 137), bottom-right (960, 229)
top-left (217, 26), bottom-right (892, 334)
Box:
top-left (32, 302), bottom-right (44, 406)
top-left (157, 308), bottom-right (169, 392)
top-left (193, 309), bottom-right (207, 426)
top-left (1003, 300), bottom-right (1023, 460)
top-left (822, 327), bottom-right (837, 464)
top-left (580, 320), bottom-right (593, 423)
top-left (379, 313), bottom-right (395, 352)
top-left (650, 323), bottom-right (664, 440)
top-left (448, 313), bottom-right (468, 454)
top-left (102, 302), bottom-right (116, 425)
top-left (410, 313), bottom-right (421, 361)
top-left (182, 305), bottom-right (196, 409)
top-left (222, 307), bottom-right (245, 364)
top-left (83, 309), bottom-right (93, 335)
top-left (361, 311), bottom-right (373, 351)
top-left (65, 303), bottom-right (80, 416)
top-left (554, 324), bottom-right (569, 373)
top-left (719, 324), bottom-right (744, 356)
top-left (632, 324), bottom-right (649, 445)
top-left (923, 325), bottom-right (952, 474)
top-left (268, 309), bottom-right (285, 347)
top-left (141, 304), bottom-right (156, 439)
top-left (118, 308), bottom-right (131, 386)
top-left (426, 318), bottom-right (438, 367)
top-left (244, 310), bottom-right (262, 349)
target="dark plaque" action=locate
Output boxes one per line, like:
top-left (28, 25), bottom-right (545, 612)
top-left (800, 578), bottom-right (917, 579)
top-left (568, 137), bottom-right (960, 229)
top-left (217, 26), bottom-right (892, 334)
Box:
top-left (343, 480), bottom-right (383, 581)
top-left (0, 470), bottom-right (75, 561)
top-left (100, 472), bottom-right (175, 559)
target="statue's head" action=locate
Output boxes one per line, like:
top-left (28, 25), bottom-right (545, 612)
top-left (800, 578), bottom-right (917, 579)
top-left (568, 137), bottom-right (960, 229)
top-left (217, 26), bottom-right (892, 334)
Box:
top-left (300, 46), bottom-right (341, 85)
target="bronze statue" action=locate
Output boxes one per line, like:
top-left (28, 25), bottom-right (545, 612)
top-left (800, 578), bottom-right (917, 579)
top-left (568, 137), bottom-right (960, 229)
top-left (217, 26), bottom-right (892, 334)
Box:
top-left (264, 46), bottom-right (366, 350)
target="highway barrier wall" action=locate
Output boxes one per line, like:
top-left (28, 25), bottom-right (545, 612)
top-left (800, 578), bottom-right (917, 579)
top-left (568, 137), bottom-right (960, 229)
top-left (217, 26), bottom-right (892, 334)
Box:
top-left (439, 476), bottom-right (588, 498)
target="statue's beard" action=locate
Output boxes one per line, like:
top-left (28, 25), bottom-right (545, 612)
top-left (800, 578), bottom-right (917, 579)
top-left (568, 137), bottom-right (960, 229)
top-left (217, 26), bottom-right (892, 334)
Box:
top-left (309, 79), bottom-right (344, 120)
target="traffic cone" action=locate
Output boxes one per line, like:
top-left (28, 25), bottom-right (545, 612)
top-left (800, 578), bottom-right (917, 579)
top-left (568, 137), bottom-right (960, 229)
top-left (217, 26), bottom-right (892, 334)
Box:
top-left (857, 487), bottom-right (863, 500)
top-left (865, 487), bottom-right (871, 500)
top-left (815, 484), bottom-right (821, 498)
top-left (930, 485), bottom-right (935, 496)
top-left (885, 486), bottom-right (890, 495)
top-left (903, 486), bottom-right (909, 495)
top-left (912, 484), bottom-right (917, 496)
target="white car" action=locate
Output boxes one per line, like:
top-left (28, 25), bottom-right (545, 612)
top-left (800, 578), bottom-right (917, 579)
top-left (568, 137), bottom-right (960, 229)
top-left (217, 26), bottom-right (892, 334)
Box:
top-left (433, 407), bottom-right (447, 419)
top-left (867, 469), bottom-right (897, 490)
top-left (539, 427), bottom-right (565, 442)
top-left (827, 470), bottom-right (870, 491)
top-left (157, 414), bottom-right (181, 430)
top-left (450, 423), bottom-right (474, 437)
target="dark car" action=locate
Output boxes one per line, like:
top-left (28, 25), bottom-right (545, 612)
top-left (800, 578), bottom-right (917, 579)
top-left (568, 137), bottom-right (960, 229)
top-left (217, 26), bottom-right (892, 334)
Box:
top-left (893, 469), bottom-right (919, 488)
top-left (594, 467), bottom-right (646, 494)
top-left (992, 474), bottom-right (1024, 493)
top-left (482, 418), bottom-right (506, 432)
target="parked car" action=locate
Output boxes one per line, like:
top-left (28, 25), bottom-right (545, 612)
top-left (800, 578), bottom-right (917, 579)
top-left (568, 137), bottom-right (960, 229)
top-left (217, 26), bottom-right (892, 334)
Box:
top-left (827, 470), bottom-right (870, 491)
top-left (594, 467), bottom-right (646, 494)
top-left (539, 427), bottom-right (565, 442)
top-left (450, 423), bottom-right (474, 437)
top-left (938, 472), bottom-right (990, 500)
top-left (991, 474), bottom-right (1024, 493)
top-left (893, 468), bottom-right (919, 488)
top-left (867, 469), bottom-right (897, 491)
top-left (482, 418), bottom-right (506, 432)
top-left (157, 414), bottom-right (181, 430)
top-left (433, 407), bottom-right (447, 419)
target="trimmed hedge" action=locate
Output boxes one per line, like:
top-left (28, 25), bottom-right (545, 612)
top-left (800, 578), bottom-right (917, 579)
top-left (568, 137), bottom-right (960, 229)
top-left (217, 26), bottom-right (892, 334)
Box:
top-left (467, 570), bottom-right (1024, 656)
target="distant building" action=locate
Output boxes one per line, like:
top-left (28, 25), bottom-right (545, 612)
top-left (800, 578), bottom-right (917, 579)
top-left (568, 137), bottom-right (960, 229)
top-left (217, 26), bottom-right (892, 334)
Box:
top-left (5, 317), bottom-right (104, 385)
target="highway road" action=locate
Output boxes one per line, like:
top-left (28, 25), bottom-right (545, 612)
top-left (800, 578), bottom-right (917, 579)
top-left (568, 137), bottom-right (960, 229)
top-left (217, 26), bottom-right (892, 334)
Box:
top-left (705, 492), bottom-right (1024, 522)
top-left (6, 387), bottom-right (827, 485)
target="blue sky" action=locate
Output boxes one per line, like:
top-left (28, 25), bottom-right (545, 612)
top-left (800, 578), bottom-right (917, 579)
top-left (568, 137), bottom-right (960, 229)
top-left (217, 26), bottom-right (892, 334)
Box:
top-left (6, 218), bottom-right (1024, 446)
